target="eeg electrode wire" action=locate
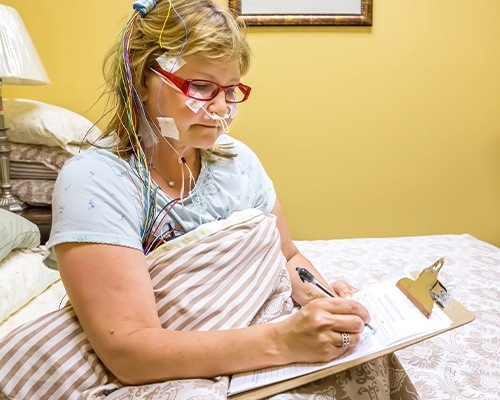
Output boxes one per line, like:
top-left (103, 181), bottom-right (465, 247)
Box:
top-left (115, 11), bottom-right (157, 250)
top-left (118, 1), bottom-right (220, 253)
top-left (124, 1), bottom-right (190, 251)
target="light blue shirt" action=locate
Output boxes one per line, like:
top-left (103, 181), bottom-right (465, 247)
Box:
top-left (45, 134), bottom-right (276, 269)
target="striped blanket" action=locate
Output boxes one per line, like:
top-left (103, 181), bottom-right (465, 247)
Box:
top-left (0, 209), bottom-right (417, 399)
top-left (0, 209), bottom-right (294, 399)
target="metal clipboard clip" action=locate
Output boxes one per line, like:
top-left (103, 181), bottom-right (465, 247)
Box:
top-left (396, 258), bottom-right (452, 318)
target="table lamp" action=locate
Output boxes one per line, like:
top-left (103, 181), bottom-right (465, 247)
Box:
top-left (0, 5), bottom-right (50, 212)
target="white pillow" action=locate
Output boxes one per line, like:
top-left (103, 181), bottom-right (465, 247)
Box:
top-left (0, 208), bottom-right (40, 263)
top-left (4, 98), bottom-right (102, 154)
top-left (0, 248), bottom-right (60, 322)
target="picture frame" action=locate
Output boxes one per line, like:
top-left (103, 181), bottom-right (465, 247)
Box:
top-left (228, 0), bottom-right (373, 27)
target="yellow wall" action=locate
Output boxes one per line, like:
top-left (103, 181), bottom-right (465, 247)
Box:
top-left (3, 0), bottom-right (500, 246)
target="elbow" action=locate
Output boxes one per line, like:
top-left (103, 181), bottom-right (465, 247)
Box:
top-left (104, 351), bottom-right (155, 386)
top-left (108, 359), bottom-right (144, 386)
top-left (93, 334), bottom-right (154, 386)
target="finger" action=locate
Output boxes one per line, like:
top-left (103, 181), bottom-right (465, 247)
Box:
top-left (322, 312), bottom-right (367, 334)
top-left (333, 332), bottom-right (361, 349)
top-left (331, 280), bottom-right (358, 298)
top-left (311, 297), bottom-right (371, 326)
top-left (302, 300), bottom-right (368, 334)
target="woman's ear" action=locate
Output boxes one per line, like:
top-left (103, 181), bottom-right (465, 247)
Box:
top-left (139, 69), bottom-right (153, 102)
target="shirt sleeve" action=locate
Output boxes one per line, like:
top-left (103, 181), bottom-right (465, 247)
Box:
top-left (44, 149), bottom-right (145, 269)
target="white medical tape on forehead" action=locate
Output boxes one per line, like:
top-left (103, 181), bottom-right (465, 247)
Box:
top-left (156, 52), bottom-right (186, 73)
top-left (157, 117), bottom-right (180, 140)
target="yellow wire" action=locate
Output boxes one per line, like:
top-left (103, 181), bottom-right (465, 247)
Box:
top-left (158, 0), bottom-right (173, 48)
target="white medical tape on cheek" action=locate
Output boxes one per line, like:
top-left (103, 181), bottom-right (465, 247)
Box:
top-left (149, 74), bottom-right (206, 115)
top-left (157, 117), bottom-right (180, 140)
top-left (228, 103), bottom-right (238, 119)
top-left (185, 97), bottom-right (207, 113)
top-left (156, 52), bottom-right (186, 73)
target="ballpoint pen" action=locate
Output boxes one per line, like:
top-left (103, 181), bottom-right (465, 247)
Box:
top-left (296, 267), bottom-right (377, 333)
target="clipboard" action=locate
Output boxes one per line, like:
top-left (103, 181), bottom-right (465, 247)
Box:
top-left (228, 258), bottom-right (475, 400)
top-left (229, 298), bottom-right (474, 399)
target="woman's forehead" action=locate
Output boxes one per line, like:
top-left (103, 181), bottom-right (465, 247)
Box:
top-left (176, 55), bottom-right (241, 80)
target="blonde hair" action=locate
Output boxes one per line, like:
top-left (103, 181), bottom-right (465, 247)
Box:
top-left (100, 0), bottom-right (251, 160)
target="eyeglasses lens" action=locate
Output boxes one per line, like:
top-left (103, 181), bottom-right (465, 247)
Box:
top-left (188, 81), bottom-right (247, 103)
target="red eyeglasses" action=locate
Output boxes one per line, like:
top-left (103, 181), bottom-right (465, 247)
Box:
top-left (150, 66), bottom-right (252, 103)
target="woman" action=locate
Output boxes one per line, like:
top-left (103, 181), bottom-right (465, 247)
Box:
top-left (0, 0), bottom-right (417, 398)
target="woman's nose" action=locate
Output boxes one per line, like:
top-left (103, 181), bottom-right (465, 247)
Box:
top-left (207, 90), bottom-right (228, 116)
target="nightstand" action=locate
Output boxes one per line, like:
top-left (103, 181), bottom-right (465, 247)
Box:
top-left (22, 206), bottom-right (52, 244)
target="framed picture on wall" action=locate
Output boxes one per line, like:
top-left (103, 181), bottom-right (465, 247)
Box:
top-left (228, 0), bottom-right (373, 26)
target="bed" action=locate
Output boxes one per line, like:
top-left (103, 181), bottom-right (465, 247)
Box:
top-left (0, 208), bottom-right (63, 340)
top-left (4, 97), bottom-right (102, 208)
top-left (1, 215), bottom-right (498, 400)
top-left (295, 234), bottom-right (499, 400)
top-left (0, 97), bottom-right (95, 342)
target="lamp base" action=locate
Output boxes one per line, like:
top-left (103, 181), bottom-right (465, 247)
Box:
top-left (0, 192), bottom-right (26, 212)
top-left (0, 85), bottom-right (26, 213)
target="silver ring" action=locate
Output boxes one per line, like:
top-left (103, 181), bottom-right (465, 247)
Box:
top-left (341, 332), bottom-right (350, 349)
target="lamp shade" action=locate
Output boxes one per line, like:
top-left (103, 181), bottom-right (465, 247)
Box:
top-left (0, 5), bottom-right (50, 86)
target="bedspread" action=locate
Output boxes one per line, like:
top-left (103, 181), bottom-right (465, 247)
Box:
top-left (295, 234), bottom-right (499, 400)
top-left (0, 231), bottom-right (497, 399)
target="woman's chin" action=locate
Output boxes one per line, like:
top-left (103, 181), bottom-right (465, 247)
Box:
top-left (183, 125), bottom-right (224, 149)
top-left (198, 130), bottom-right (223, 148)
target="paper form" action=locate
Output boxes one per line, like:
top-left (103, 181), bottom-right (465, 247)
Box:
top-left (353, 280), bottom-right (452, 348)
top-left (228, 278), bottom-right (452, 395)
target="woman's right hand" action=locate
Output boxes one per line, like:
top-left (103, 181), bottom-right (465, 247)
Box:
top-left (275, 297), bottom-right (371, 364)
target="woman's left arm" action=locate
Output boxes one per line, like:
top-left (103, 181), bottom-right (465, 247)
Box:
top-left (271, 199), bottom-right (355, 306)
